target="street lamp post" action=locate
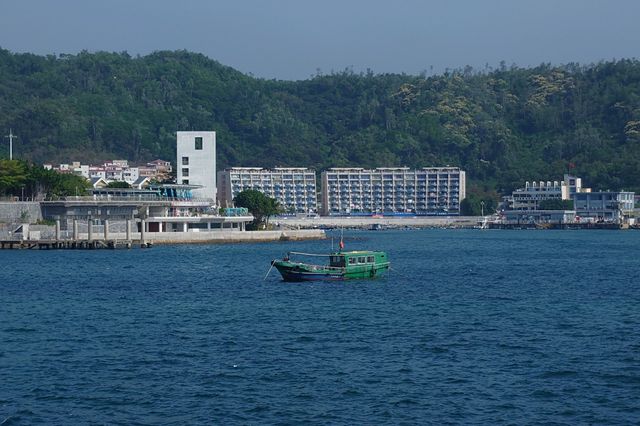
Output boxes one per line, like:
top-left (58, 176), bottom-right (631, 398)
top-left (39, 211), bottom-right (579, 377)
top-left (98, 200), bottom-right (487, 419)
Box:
top-left (4, 129), bottom-right (17, 160)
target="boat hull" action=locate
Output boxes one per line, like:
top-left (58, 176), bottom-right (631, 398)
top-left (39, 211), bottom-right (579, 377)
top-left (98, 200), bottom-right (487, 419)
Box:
top-left (273, 261), bottom-right (389, 282)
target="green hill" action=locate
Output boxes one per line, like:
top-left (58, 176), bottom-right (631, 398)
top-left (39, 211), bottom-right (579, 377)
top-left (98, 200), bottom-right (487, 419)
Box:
top-left (1, 48), bottom-right (640, 194)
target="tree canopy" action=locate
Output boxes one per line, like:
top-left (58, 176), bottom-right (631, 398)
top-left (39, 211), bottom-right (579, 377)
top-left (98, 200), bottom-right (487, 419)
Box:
top-left (233, 189), bottom-right (280, 228)
top-left (106, 181), bottom-right (131, 188)
top-left (0, 159), bottom-right (90, 199)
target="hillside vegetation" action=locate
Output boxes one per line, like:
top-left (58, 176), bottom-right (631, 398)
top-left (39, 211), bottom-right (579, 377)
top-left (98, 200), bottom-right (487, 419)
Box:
top-left (1, 48), bottom-right (640, 195)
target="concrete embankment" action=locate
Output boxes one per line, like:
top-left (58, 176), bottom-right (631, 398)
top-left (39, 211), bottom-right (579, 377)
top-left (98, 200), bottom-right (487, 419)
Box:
top-left (144, 229), bottom-right (325, 244)
top-left (275, 216), bottom-right (481, 229)
top-left (0, 202), bottom-right (42, 223)
top-left (1, 226), bottom-right (326, 246)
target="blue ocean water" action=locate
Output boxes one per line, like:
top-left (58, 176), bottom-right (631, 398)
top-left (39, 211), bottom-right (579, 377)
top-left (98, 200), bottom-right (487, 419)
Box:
top-left (1, 229), bottom-right (639, 425)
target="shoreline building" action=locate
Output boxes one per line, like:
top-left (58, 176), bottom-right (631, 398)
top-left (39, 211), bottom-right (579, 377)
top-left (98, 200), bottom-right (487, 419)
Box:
top-left (503, 174), bottom-right (634, 224)
top-left (574, 191), bottom-right (635, 222)
top-left (507, 174), bottom-right (583, 210)
top-left (41, 184), bottom-right (253, 236)
top-left (320, 167), bottom-right (466, 216)
top-left (176, 131), bottom-right (216, 203)
top-left (217, 167), bottom-right (318, 214)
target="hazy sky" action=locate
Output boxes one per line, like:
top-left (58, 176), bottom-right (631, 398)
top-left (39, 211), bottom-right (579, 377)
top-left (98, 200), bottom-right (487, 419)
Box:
top-left (1, 0), bottom-right (639, 80)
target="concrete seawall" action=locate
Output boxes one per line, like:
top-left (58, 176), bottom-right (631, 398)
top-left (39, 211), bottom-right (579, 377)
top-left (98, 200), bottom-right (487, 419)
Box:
top-left (143, 229), bottom-right (325, 244)
top-left (1, 226), bottom-right (326, 245)
top-left (275, 216), bottom-right (482, 229)
top-left (0, 202), bottom-right (42, 223)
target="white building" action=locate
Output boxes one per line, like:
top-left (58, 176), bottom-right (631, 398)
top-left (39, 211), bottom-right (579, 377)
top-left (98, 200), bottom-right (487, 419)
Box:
top-left (176, 131), bottom-right (217, 203)
top-left (122, 167), bottom-right (140, 184)
top-left (217, 167), bottom-right (317, 214)
top-left (89, 166), bottom-right (107, 180)
top-left (508, 174), bottom-right (583, 210)
top-left (73, 165), bottom-right (90, 179)
top-left (321, 167), bottom-right (466, 216)
top-left (510, 181), bottom-right (564, 210)
top-left (574, 191), bottom-right (635, 222)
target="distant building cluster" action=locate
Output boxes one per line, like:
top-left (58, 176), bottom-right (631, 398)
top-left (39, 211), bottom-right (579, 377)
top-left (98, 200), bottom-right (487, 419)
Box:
top-left (503, 174), bottom-right (635, 224)
top-left (43, 159), bottom-right (173, 188)
top-left (44, 131), bottom-right (468, 217)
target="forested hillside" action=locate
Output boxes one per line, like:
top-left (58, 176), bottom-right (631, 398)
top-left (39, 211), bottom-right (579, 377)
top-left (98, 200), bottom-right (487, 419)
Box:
top-left (1, 48), bottom-right (640, 195)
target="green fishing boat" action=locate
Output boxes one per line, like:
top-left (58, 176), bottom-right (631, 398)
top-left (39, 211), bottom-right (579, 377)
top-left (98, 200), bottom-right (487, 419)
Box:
top-left (270, 250), bottom-right (390, 282)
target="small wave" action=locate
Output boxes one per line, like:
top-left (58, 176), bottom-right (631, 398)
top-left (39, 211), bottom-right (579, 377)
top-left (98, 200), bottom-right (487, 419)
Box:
top-left (3, 327), bottom-right (36, 333)
top-left (598, 373), bottom-right (640, 385)
top-left (246, 405), bottom-right (270, 413)
top-left (393, 398), bottom-right (418, 406)
top-left (539, 370), bottom-right (579, 379)
top-left (1, 409), bottom-right (35, 426)
top-left (341, 389), bottom-right (361, 397)
top-left (531, 389), bottom-right (559, 398)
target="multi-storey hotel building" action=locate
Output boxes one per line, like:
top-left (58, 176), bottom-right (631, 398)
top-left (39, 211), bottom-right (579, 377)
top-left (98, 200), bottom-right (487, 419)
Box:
top-left (320, 167), bottom-right (466, 216)
top-left (217, 167), bottom-right (318, 214)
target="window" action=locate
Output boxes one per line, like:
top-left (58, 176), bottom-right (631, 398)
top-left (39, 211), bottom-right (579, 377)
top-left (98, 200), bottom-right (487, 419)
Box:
top-left (358, 256), bottom-right (366, 263)
top-left (330, 256), bottom-right (345, 267)
top-left (348, 258), bottom-right (356, 265)
top-left (367, 256), bottom-right (375, 263)
top-left (182, 168), bottom-right (189, 177)
top-left (182, 156), bottom-right (189, 165)
top-left (182, 179), bottom-right (189, 185)
top-left (195, 137), bottom-right (203, 150)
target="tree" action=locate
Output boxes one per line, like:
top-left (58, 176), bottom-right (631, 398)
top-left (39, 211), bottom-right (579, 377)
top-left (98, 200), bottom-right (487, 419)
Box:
top-left (26, 166), bottom-right (90, 199)
top-left (460, 186), bottom-right (499, 216)
top-left (0, 160), bottom-right (28, 196)
top-left (106, 181), bottom-right (131, 188)
top-left (234, 189), bottom-right (281, 229)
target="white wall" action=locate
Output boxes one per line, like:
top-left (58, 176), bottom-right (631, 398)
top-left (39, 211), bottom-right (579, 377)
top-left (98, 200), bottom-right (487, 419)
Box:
top-left (176, 131), bottom-right (217, 202)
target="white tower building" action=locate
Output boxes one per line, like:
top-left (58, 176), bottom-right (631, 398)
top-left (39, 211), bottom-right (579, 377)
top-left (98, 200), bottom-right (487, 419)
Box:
top-left (176, 131), bottom-right (216, 203)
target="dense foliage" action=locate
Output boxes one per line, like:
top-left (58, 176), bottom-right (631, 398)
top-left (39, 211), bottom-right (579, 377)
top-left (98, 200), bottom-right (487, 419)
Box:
top-left (0, 159), bottom-right (91, 199)
top-left (106, 181), bottom-right (131, 188)
top-left (2, 48), bottom-right (640, 201)
top-left (233, 189), bottom-right (280, 229)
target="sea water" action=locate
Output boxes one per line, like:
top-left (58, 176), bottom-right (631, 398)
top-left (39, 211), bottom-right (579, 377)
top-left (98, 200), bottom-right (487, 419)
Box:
top-left (1, 229), bottom-right (639, 424)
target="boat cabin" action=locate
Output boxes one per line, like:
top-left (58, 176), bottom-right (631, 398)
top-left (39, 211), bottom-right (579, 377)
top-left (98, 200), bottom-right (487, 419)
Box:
top-left (329, 251), bottom-right (388, 268)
